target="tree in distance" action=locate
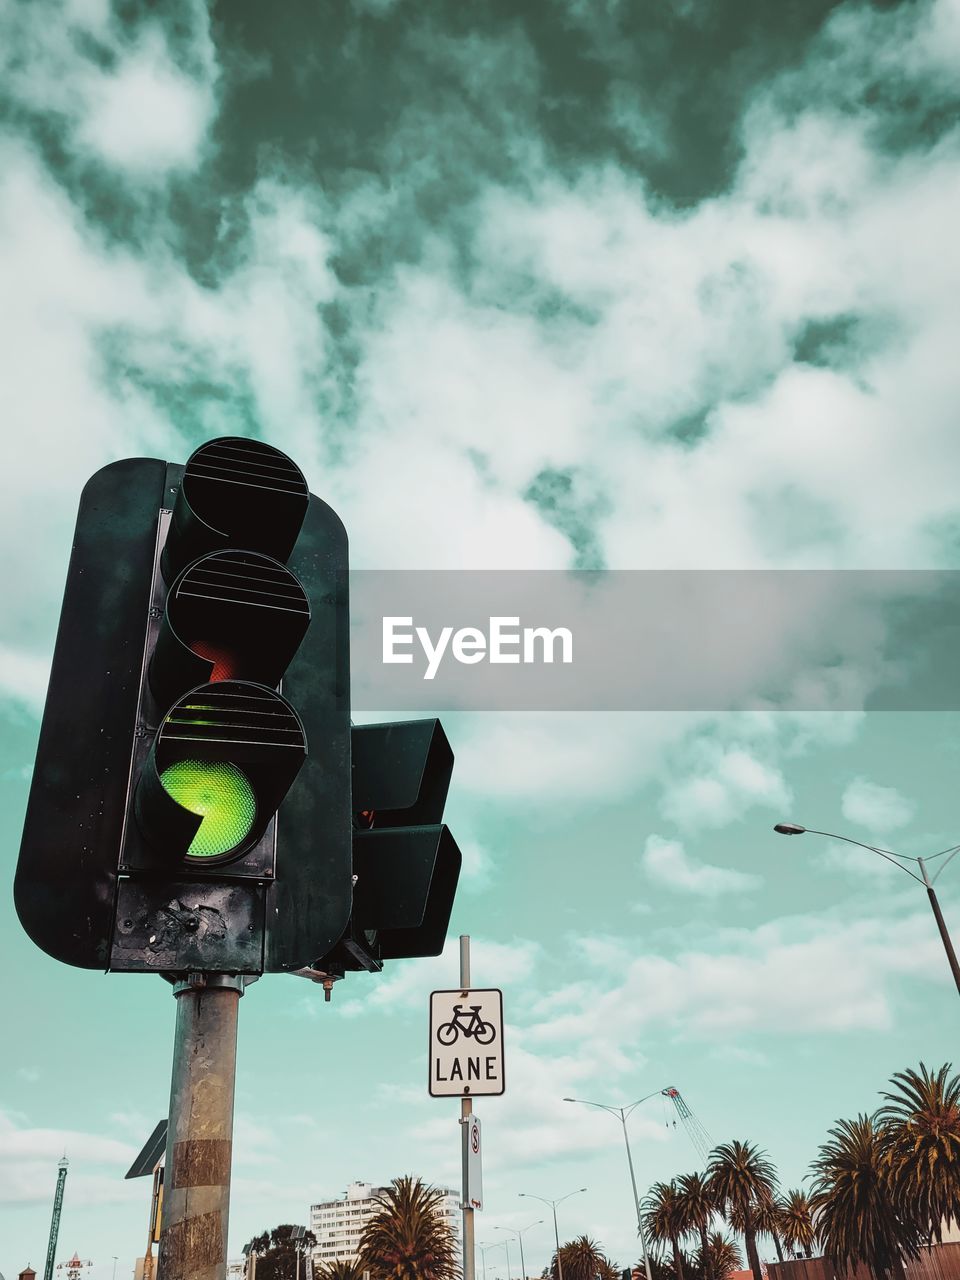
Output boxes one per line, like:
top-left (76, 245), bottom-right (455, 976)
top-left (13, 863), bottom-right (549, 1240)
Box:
top-left (673, 1172), bottom-right (718, 1280)
top-left (810, 1114), bottom-right (921, 1280)
top-left (878, 1061), bottom-right (960, 1244)
top-left (699, 1232), bottom-right (742, 1280)
top-left (777, 1190), bottom-right (817, 1259)
top-left (704, 1140), bottom-right (778, 1280)
top-left (745, 1194), bottom-right (784, 1265)
top-left (313, 1263), bottom-right (365, 1280)
top-left (549, 1236), bottom-right (619, 1280)
top-left (243, 1225), bottom-right (318, 1280)
top-left (358, 1175), bottom-right (460, 1280)
top-left (644, 1181), bottom-right (691, 1280)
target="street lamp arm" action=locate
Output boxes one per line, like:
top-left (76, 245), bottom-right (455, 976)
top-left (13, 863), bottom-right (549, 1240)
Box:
top-left (927, 845), bottom-right (960, 881)
top-left (562, 1188), bottom-right (587, 1203)
top-left (563, 1097), bottom-right (621, 1116)
top-left (564, 1090), bottom-right (663, 1121)
top-left (775, 824), bottom-right (926, 884)
top-left (623, 1089), bottom-right (669, 1120)
top-left (775, 820), bottom-right (960, 1000)
top-left (519, 1193), bottom-right (552, 1208)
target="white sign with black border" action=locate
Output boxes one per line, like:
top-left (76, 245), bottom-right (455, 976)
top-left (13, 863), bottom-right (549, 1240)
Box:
top-left (463, 1112), bottom-right (482, 1209)
top-left (429, 988), bottom-right (505, 1097)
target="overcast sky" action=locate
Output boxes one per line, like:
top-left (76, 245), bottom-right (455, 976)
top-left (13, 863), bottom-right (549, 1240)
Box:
top-left (3, 0), bottom-right (960, 1275)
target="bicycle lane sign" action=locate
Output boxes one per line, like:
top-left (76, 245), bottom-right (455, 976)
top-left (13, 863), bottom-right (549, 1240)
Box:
top-left (429, 988), bottom-right (505, 1097)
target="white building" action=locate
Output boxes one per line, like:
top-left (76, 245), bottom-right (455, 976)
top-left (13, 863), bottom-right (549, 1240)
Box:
top-left (310, 1180), bottom-right (461, 1269)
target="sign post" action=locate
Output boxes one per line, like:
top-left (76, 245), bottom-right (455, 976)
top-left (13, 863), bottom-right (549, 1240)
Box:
top-left (460, 938), bottom-right (475, 1280)
top-left (429, 937), bottom-right (506, 1280)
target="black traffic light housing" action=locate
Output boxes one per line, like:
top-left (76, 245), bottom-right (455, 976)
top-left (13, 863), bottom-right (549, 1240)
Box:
top-left (323, 719), bottom-right (462, 973)
top-left (16, 438), bottom-right (352, 975)
top-left (16, 435), bottom-right (462, 982)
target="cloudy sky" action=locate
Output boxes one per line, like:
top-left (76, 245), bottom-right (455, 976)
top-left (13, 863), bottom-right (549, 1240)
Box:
top-left (3, 0), bottom-right (960, 1274)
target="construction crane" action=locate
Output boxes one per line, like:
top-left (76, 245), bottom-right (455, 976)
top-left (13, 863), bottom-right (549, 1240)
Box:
top-left (43, 1157), bottom-right (69, 1280)
top-left (662, 1086), bottom-right (714, 1164)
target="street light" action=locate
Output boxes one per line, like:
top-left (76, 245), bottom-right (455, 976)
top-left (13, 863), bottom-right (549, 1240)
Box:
top-left (563, 1095), bottom-right (658, 1280)
top-left (518, 1188), bottom-right (586, 1280)
top-left (480, 1241), bottom-right (510, 1280)
top-left (495, 1219), bottom-right (543, 1280)
top-left (774, 822), bottom-right (960, 997)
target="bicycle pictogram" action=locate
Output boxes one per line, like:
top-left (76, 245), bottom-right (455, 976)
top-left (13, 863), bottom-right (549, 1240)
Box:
top-left (436, 1003), bottom-right (497, 1046)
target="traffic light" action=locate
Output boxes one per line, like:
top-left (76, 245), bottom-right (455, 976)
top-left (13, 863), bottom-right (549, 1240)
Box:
top-left (322, 719), bottom-right (462, 974)
top-left (15, 437), bottom-right (352, 975)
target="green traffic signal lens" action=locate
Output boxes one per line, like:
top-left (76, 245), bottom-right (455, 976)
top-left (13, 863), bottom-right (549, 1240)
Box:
top-left (159, 759), bottom-right (256, 858)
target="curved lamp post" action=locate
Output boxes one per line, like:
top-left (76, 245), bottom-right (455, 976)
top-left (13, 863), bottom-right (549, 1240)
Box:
top-left (563, 1095), bottom-right (658, 1280)
top-left (495, 1220), bottom-right (543, 1280)
top-left (480, 1240), bottom-right (510, 1280)
top-left (774, 822), bottom-right (960, 997)
top-left (518, 1189), bottom-right (587, 1280)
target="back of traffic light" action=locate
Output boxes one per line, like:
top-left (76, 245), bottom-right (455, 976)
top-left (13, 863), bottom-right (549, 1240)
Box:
top-left (321, 719), bottom-right (462, 977)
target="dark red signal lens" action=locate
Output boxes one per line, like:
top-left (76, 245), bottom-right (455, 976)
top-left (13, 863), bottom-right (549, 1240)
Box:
top-left (189, 640), bottom-right (241, 683)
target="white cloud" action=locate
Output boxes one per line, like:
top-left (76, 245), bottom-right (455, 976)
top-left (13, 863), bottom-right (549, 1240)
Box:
top-left (458, 836), bottom-right (497, 890)
top-left (659, 745), bottom-right (791, 832)
top-left (0, 644), bottom-right (50, 713)
top-left (527, 905), bottom-right (942, 1061)
top-left (841, 776), bottom-right (916, 834)
top-left (77, 37), bottom-right (215, 175)
top-left (336, 936), bottom-right (541, 1018)
top-left (0, 4), bottom-right (218, 178)
top-left (0, 1108), bottom-right (138, 1207)
top-left (641, 834), bottom-right (762, 896)
top-left (454, 713), bottom-right (703, 803)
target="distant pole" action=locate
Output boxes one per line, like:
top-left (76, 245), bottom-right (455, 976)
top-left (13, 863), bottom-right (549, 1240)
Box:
top-left (44, 1156), bottom-right (69, 1280)
top-left (461, 936), bottom-right (475, 1280)
top-left (918, 857), bottom-right (960, 997)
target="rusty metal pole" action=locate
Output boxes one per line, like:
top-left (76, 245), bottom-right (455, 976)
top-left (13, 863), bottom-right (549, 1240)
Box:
top-left (157, 973), bottom-right (248, 1280)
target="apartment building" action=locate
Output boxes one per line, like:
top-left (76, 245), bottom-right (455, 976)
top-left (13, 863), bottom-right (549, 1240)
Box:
top-left (310, 1180), bottom-right (461, 1268)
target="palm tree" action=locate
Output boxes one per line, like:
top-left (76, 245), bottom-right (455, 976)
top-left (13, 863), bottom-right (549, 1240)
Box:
top-left (313, 1264), bottom-right (366, 1280)
top-left (674, 1173), bottom-right (716, 1277)
top-left (700, 1233), bottom-right (742, 1280)
top-left (778, 1190), bottom-right (817, 1259)
top-left (750, 1195), bottom-right (785, 1264)
top-left (550, 1237), bottom-right (618, 1280)
top-left (644, 1182), bottom-right (688, 1280)
top-left (877, 1061), bottom-right (960, 1243)
top-left (705, 1140), bottom-right (778, 1280)
top-left (358, 1176), bottom-right (460, 1280)
top-left (810, 1114), bottom-right (918, 1280)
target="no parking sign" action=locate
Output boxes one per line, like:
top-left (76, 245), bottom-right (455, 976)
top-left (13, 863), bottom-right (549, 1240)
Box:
top-left (463, 1112), bottom-right (482, 1209)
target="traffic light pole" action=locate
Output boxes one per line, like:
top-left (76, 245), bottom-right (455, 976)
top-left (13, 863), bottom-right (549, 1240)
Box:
top-left (460, 935), bottom-right (476, 1280)
top-left (157, 974), bottom-right (249, 1280)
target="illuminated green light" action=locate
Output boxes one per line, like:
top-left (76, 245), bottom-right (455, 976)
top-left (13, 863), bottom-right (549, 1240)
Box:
top-left (159, 759), bottom-right (256, 858)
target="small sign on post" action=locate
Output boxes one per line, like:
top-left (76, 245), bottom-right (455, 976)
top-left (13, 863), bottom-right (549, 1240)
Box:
top-left (463, 1113), bottom-right (482, 1210)
top-left (429, 988), bottom-right (505, 1096)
